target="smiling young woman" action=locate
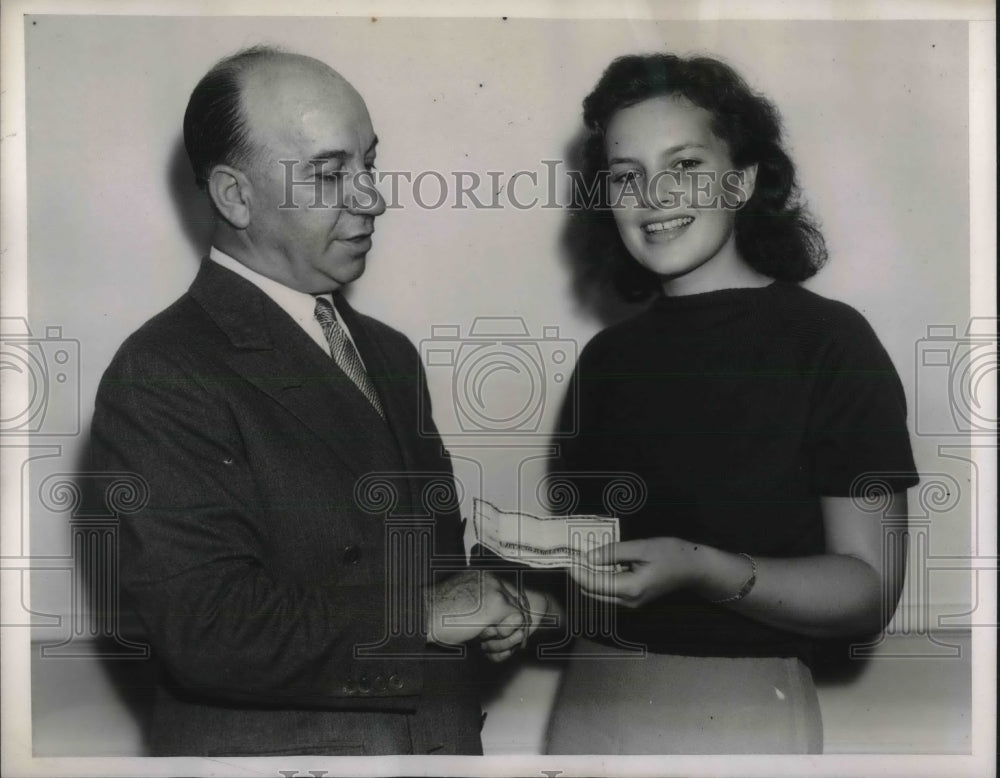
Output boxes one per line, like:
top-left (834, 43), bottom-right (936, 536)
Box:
top-left (604, 92), bottom-right (768, 296)
top-left (539, 53), bottom-right (920, 755)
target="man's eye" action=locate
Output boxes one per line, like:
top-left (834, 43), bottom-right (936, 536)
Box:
top-left (320, 171), bottom-right (345, 181)
top-left (676, 159), bottom-right (702, 170)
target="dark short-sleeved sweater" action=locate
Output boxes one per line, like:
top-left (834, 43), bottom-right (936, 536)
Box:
top-left (555, 281), bottom-right (919, 661)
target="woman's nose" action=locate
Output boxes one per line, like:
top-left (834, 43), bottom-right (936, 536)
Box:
top-left (646, 170), bottom-right (687, 211)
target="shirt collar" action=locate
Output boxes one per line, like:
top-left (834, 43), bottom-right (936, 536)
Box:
top-left (207, 246), bottom-right (347, 355)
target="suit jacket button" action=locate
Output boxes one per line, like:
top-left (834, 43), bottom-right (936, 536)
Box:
top-left (388, 674), bottom-right (403, 690)
top-left (343, 545), bottom-right (361, 565)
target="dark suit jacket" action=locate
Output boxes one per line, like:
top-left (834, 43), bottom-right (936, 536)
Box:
top-left (88, 259), bottom-right (483, 756)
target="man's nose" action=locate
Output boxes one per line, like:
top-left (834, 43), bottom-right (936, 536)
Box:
top-left (348, 170), bottom-right (387, 216)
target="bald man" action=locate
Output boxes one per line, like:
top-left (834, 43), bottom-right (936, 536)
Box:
top-left (87, 46), bottom-right (525, 756)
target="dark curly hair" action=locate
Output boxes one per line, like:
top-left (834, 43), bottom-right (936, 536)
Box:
top-left (576, 53), bottom-right (827, 300)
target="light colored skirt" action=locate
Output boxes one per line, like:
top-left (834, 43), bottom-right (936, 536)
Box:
top-left (545, 637), bottom-right (823, 754)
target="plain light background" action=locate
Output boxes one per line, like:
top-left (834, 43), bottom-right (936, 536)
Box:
top-left (17, 14), bottom-right (979, 757)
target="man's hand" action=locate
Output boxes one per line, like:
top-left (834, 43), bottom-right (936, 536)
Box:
top-left (425, 571), bottom-right (526, 647)
top-left (477, 586), bottom-right (558, 663)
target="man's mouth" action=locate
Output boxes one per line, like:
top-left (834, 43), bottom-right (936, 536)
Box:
top-left (643, 216), bottom-right (694, 235)
top-left (338, 232), bottom-right (374, 254)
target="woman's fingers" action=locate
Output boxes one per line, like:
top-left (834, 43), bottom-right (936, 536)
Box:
top-left (584, 539), bottom-right (648, 567)
top-left (569, 560), bottom-right (623, 592)
top-left (583, 542), bottom-right (618, 567)
top-left (568, 561), bottom-right (641, 605)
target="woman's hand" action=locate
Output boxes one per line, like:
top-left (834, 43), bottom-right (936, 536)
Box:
top-left (565, 492), bottom-right (906, 637)
top-left (568, 537), bottom-right (702, 608)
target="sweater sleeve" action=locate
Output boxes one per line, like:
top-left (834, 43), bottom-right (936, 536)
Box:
top-left (806, 307), bottom-right (919, 497)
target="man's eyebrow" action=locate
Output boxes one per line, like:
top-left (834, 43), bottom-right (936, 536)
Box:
top-left (608, 143), bottom-right (708, 165)
top-left (308, 137), bottom-right (379, 165)
top-left (309, 151), bottom-right (348, 165)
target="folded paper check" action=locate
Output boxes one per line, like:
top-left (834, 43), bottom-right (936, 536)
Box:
top-left (473, 498), bottom-right (620, 570)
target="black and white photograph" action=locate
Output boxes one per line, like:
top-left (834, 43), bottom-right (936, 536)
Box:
top-left (0, 1), bottom-right (995, 776)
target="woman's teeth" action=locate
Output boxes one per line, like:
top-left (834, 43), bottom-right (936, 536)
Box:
top-left (643, 216), bottom-right (694, 234)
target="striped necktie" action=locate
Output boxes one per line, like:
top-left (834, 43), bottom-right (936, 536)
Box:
top-left (314, 296), bottom-right (385, 419)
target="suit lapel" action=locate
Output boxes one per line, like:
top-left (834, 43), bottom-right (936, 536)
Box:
top-left (189, 260), bottom-right (401, 479)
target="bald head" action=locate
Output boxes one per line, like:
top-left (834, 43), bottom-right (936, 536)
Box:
top-left (183, 46), bottom-right (367, 193)
top-left (238, 53), bottom-right (370, 174)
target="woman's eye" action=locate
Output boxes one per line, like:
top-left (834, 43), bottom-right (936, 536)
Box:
top-left (676, 158), bottom-right (702, 170)
top-left (611, 170), bottom-right (642, 184)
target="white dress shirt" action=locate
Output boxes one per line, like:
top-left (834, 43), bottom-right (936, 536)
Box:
top-left (208, 246), bottom-right (363, 362)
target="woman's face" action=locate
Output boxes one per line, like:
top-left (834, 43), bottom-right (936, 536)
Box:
top-left (604, 95), bottom-right (757, 294)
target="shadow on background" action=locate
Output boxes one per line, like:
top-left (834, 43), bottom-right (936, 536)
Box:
top-left (29, 432), bottom-right (156, 756)
top-left (557, 127), bottom-right (651, 329)
top-left (168, 135), bottom-right (215, 264)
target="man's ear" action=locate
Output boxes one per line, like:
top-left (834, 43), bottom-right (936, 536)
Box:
top-left (207, 164), bottom-right (252, 229)
top-left (736, 163), bottom-right (758, 204)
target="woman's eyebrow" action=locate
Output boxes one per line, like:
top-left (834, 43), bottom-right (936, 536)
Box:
top-left (660, 143), bottom-right (707, 156)
top-left (608, 154), bottom-right (641, 165)
top-left (608, 143), bottom-right (709, 166)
